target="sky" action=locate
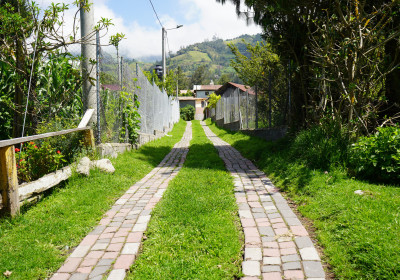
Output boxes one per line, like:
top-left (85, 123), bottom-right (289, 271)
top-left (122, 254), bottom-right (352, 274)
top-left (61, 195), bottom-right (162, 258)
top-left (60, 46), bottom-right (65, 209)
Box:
top-left (38, 0), bottom-right (262, 60)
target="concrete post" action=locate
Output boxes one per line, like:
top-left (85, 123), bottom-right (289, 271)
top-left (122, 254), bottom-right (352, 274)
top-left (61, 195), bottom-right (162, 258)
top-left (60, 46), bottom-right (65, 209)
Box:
top-left (96, 30), bottom-right (101, 144)
top-left (162, 27), bottom-right (166, 83)
top-left (80, 1), bottom-right (97, 126)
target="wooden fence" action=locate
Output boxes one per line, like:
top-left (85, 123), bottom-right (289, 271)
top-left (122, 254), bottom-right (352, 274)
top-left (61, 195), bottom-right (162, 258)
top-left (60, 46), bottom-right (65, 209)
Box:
top-left (0, 110), bottom-right (95, 217)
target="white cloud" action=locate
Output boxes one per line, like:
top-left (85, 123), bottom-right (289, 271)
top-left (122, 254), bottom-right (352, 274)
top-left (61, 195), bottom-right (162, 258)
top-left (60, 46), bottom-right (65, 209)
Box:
top-left (37, 0), bottom-right (262, 59)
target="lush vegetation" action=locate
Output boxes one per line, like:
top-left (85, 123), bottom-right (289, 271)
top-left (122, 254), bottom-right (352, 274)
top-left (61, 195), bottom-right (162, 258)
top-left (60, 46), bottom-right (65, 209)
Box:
top-left (217, 0), bottom-right (399, 137)
top-left (228, 40), bottom-right (288, 127)
top-left (128, 120), bottom-right (242, 279)
top-left (206, 119), bottom-right (400, 279)
top-left (180, 105), bottom-right (195, 121)
top-left (349, 126), bottom-right (400, 183)
top-left (0, 120), bottom-right (186, 280)
top-left (206, 93), bottom-right (221, 109)
top-left (0, 0), bottom-right (114, 140)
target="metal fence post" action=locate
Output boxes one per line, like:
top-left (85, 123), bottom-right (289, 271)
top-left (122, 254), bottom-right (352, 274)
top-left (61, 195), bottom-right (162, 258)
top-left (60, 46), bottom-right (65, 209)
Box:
top-left (255, 84), bottom-right (258, 129)
top-left (269, 70), bottom-right (272, 128)
top-left (96, 30), bottom-right (101, 144)
top-left (245, 91), bottom-right (248, 129)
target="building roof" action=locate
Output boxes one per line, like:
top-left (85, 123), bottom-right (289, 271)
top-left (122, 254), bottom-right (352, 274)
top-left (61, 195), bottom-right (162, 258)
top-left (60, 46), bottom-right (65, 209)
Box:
top-left (215, 82), bottom-right (255, 95)
top-left (178, 96), bottom-right (207, 101)
top-left (193, 84), bottom-right (222, 92)
top-left (198, 85), bottom-right (222, 91)
top-left (101, 84), bottom-right (121, 91)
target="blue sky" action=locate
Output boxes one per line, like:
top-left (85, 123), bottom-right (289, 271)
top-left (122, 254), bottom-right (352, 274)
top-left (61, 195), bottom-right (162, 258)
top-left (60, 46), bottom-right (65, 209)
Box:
top-left (39, 0), bottom-right (262, 59)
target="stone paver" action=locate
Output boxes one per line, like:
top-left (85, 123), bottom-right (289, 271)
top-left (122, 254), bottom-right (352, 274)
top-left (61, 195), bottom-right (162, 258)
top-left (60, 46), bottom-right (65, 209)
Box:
top-left (50, 122), bottom-right (192, 280)
top-left (201, 122), bottom-right (325, 280)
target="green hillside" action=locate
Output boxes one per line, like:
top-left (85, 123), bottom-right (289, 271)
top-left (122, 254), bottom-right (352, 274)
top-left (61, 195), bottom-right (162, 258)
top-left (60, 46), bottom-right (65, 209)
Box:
top-left (138, 34), bottom-right (263, 87)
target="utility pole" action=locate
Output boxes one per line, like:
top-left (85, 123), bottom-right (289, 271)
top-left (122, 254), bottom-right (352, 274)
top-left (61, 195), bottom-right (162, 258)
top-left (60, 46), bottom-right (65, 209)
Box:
top-left (161, 25), bottom-right (182, 84)
top-left (80, 0), bottom-right (97, 126)
top-left (162, 27), bottom-right (166, 83)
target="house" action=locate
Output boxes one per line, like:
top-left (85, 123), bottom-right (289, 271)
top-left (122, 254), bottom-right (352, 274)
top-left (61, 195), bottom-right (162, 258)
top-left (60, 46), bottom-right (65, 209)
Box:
top-left (178, 96), bottom-right (208, 120)
top-left (214, 82), bottom-right (255, 96)
top-left (193, 84), bottom-right (222, 98)
top-left (101, 84), bottom-right (121, 91)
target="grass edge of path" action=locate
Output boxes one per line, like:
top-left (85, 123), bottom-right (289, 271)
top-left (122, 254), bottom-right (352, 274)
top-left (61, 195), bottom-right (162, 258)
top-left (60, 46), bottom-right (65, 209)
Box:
top-left (127, 120), bottom-right (244, 280)
top-left (0, 120), bottom-right (187, 280)
top-left (205, 119), bottom-right (400, 280)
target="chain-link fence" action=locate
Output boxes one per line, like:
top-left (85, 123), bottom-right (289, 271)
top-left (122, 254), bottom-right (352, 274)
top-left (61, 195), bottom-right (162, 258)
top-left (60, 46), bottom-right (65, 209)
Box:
top-left (99, 47), bottom-right (179, 144)
top-left (210, 70), bottom-right (289, 130)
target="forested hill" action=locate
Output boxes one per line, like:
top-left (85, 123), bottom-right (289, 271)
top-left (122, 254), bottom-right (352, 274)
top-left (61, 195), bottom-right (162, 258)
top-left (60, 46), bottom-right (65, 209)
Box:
top-left (139, 33), bottom-right (263, 86)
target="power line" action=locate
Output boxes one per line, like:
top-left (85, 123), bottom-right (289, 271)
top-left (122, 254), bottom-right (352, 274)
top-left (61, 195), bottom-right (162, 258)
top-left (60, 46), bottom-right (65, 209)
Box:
top-left (165, 33), bottom-right (171, 58)
top-left (148, 0), bottom-right (163, 28)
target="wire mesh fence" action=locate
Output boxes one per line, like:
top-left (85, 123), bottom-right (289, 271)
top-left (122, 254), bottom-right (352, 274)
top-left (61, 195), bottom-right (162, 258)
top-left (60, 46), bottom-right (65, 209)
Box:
top-left (99, 47), bottom-right (179, 143)
top-left (210, 70), bottom-right (289, 130)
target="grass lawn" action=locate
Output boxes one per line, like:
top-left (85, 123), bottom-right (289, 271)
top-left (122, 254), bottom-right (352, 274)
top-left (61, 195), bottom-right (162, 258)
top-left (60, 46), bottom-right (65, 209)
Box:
top-left (127, 120), bottom-right (243, 280)
top-left (0, 120), bottom-right (186, 280)
top-left (206, 119), bottom-right (400, 280)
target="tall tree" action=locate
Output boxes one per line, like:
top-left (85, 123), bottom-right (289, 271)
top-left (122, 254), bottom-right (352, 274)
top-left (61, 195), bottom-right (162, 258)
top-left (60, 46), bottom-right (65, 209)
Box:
top-left (217, 0), bottom-right (400, 133)
top-left (190, 65), bottom-right (210, 88)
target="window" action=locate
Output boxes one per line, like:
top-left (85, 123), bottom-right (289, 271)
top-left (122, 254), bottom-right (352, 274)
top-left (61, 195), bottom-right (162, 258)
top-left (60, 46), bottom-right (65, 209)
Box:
top-left (205, 91), bottom-right (209, 95)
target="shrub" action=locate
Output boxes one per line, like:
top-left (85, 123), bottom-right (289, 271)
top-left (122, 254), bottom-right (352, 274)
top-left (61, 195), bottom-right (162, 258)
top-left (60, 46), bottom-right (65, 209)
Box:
top-left (349, 126), bottom-right (400, 183)
top-left (290, 122), bottom-right (351, 170)
top-left (180, 105), bottom-right (195, 121)
top-left (36, 117), bottom-right (85, 164)
top-left (16, 141), bottom-right (65, 183)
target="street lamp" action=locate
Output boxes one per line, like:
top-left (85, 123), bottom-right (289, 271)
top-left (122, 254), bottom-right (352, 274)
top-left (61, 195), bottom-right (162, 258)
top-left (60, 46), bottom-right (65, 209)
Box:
top-left (162, 25), bottom-right (183, 83)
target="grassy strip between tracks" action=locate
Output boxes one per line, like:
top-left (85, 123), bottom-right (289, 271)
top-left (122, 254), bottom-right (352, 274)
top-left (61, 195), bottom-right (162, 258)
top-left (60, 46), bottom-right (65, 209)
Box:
top-left (127, 120), bottom-right (243, 280)
top-left (0, 119), bottom-right (187, 280)
top-left (205, 119), bottom-right (400, 280)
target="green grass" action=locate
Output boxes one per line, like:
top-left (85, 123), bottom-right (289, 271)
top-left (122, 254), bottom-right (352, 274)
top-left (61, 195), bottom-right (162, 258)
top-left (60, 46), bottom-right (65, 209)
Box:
top-left (205, 119), bottom-right (400, 280)
top-left (128, 120), bottom-right (243, 280)
top-left (0, 119), bottom-right (187, 280)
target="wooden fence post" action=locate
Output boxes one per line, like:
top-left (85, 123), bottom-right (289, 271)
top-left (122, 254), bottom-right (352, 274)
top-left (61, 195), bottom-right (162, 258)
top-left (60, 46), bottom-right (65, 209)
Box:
top-left (83, 129), bottom-right (95, 149)
top-left (0, 145), bottom-right (20, 217)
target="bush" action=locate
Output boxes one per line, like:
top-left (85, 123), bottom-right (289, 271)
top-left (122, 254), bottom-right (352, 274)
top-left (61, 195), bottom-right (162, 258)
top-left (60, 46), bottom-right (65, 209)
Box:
top-left (16, 141), bottom-right (65, 183)
top-left (36, 117), bottom-right (85, 164)
top-left (180, 105), bottom-right (195, 121)
top-left (349, 126), bottom-right (400, 183)
top-left (290, 122), bottom-right (351, 170)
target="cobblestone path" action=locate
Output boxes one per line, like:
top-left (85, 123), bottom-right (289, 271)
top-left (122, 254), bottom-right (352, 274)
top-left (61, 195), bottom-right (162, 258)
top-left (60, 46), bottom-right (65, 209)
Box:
top-left (201, 122), bottom-right (325, 280)
top-left (50, 122), bottom-right (192, 280)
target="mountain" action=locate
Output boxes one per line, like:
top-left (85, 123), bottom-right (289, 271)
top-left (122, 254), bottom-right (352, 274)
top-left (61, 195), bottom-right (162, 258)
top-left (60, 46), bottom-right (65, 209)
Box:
top-left (136, 33), bottom-right (263, 87)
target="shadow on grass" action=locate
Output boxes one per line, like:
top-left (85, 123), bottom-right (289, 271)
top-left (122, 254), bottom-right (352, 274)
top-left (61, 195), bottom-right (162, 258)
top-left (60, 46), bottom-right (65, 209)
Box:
top-left (183, 143), bottom-right (227, 171)
top-left (208, 125), bottom-right (315, 192)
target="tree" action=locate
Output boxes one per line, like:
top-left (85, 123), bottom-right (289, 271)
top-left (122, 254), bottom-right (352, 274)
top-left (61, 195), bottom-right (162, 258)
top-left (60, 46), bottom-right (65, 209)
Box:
top-left (190, 65), bottom-right (210, 88)
top-left (217, 73), bottom-right (232, 85)
top-left (217, 0), bottom-right (400, 134)
top-left (228, 40), bottom-right (279, 87)
top-left (0, 0), bottom-right (114, 138)
top-left (310, 0), bottom-right (400, 134)
top-left (229, 40), bottom-right (287, 127)
top-left (206, 93), bottom-right (221, 109)
top-left (144, 69), bottom-right (178, 96)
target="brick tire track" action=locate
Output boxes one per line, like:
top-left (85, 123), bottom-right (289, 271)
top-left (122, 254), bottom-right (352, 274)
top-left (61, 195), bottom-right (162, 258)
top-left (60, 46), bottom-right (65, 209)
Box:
top-left (201, 121), bottom-right (325, 280)
top-left (50, 122), bottom-right (192, 280)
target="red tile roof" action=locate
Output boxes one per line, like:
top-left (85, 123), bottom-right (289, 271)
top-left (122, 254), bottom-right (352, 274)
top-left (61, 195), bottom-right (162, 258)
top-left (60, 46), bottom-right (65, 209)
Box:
top-left (101, 84), bottom-right (121, 91)
top-left (215, 82), bottom-right (255, 95)
top-left (198, 85), bottom-right (222, 91)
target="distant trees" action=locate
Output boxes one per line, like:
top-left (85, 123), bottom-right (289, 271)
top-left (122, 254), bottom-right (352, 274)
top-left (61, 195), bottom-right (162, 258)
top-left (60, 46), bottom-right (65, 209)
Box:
top-left (190, 65), bottom-right (211, 88)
